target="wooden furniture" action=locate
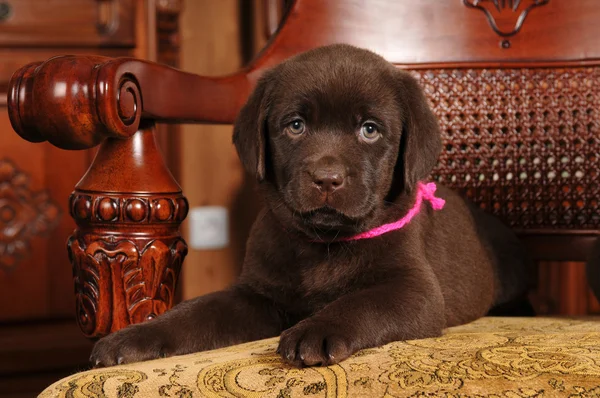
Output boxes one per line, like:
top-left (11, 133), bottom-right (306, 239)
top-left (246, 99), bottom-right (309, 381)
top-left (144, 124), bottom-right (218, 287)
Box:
top-left (0, 1), bottom-right (182, 396)
top-left (6, 0), bottom-right (600, 359)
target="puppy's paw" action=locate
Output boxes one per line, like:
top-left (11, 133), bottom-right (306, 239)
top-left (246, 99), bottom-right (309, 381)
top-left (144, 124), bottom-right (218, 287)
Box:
top-left (90, 323), bottom-right (169, 367)
top-left (277, 319), bottom-right (354, 367)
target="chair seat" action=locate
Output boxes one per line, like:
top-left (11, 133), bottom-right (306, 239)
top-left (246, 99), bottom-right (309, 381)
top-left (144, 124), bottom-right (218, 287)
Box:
top-left (39, 317), bottom-right (600, 397)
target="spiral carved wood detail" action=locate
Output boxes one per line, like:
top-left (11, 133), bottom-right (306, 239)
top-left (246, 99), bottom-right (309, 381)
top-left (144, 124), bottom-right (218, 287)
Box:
top-left (413, 67), bottom-right (600, 230)
top-left (7, 56), bottom-right (250, 151)
top-left (68, 234), bottom-right (187, 338)
top-left (8, 56), bottom-right (143, 149)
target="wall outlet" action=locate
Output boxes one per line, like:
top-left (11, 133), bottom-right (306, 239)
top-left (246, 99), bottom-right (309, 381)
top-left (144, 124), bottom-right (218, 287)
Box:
top-left (188, 206), bottom-right (229, 250)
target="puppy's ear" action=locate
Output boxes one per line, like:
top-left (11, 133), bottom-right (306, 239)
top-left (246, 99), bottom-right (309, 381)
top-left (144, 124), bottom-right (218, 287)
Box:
top-left (394, 70), bottom-right (442, 192)
top-left (233, 72), bottom-right (272, 181)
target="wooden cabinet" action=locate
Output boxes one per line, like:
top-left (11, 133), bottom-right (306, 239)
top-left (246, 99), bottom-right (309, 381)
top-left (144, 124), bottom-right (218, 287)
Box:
top-left (0, 0), bottom-right (135, 46)
top-left (0, 114), bottom-right (88, 321)
top-left (0, 6), bottom-right (137, 319)
top-left (0, 1), bottom-right (180, 396)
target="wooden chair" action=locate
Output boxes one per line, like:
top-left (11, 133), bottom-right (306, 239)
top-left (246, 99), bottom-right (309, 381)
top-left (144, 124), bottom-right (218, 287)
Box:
top-left (9, 1), bottom-right (600, 396)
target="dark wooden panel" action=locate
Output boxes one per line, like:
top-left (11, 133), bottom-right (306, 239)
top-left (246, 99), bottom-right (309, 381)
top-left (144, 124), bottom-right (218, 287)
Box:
top-left (520, 233), bottom-right (598, 262)
top-left (0, 0), bottom-right (135, 48)
top-left (0, 108), bottom-right (90, 320)
top-left (0, 320), bottom-right (92, 397)
top-left (0, 320), bottom-right (92, 374)
top-left (532, 261), bottom-right (600, 316)
top-left (255, 0), bottom-right (600, 67)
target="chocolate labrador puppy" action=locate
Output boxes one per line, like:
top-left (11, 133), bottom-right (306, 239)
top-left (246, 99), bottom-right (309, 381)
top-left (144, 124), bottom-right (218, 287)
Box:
top-left (91, 44), bottom-right (530, 368)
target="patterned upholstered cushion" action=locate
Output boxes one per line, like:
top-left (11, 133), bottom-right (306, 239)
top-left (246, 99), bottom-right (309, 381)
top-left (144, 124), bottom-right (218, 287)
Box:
top-left (39, 317), bottom-right (600, 397)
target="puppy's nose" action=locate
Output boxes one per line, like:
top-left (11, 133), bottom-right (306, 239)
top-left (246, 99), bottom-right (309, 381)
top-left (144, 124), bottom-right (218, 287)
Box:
top-left (312, 168), bottom-right (346, 193)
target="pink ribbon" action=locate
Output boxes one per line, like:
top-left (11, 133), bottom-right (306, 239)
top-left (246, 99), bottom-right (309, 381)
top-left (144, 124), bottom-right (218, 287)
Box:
top-left (341, 182), bottom-right (445, 241)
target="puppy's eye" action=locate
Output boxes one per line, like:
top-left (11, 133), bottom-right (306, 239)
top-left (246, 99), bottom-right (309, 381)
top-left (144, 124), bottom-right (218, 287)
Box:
top-left (359, 122), bottom-right (380, 142)
top-left (286, 119), bottom-right (305, 136)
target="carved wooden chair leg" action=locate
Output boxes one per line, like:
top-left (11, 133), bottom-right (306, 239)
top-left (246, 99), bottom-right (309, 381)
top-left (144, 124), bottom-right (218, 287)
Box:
top-left (8, 55), bottom-right (232, 339)
top-left (67, 126), bottom-right (188, 338)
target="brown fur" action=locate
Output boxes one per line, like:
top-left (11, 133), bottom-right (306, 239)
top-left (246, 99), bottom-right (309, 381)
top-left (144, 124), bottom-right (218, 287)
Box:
top-left (90, 44), bottom-right (531, 368)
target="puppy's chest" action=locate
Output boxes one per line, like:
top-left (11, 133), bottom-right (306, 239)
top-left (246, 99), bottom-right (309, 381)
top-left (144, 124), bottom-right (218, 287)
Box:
top-left (289, 247), bottom-right (371, 300)
top-left (299, 258), bottom-right (354, 294)
top-left (256, 240), bottom-right (387, 313)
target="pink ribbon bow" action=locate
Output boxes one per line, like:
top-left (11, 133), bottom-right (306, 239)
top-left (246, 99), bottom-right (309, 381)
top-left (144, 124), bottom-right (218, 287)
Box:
top-left (341, 182), bottom-right (446, 241)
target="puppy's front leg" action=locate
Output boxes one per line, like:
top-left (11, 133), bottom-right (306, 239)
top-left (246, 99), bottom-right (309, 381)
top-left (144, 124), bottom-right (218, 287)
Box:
top-left (91, 286), bottom-right (282, 366)
top-left (278, 269), bottom-right (445, 367)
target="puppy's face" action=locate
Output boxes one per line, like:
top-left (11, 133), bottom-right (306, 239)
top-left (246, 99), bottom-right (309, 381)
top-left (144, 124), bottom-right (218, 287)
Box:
top-left (234, 44), bottom-right (441, 239)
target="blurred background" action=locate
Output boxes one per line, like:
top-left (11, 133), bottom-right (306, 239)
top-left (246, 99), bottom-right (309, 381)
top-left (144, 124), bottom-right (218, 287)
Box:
top-left (0, 1), bottom-right (598, 397)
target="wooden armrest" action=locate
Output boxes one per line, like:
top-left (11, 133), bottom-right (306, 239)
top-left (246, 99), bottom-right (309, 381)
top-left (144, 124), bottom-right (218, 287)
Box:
top-left (5, 56), bottom-right (244, 338)
top-left (8, 55), bottom-right (253, 150)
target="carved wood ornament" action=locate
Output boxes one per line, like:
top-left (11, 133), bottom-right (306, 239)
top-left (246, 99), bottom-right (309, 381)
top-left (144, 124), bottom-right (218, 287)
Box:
top-left (0, 159), bottom-right (60, 270)
top-left (65, 129), bottom-right (189, 338)
top-left (463, 0), bottom-right (550, 47)
top-left (8, 56), bottom-right (189, 338)
top-left (68, 179), bottom-right (188, 337)
top-left (68, 234), bottom-right (187, 337)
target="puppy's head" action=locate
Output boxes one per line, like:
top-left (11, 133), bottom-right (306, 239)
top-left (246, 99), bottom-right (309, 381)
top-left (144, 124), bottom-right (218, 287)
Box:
top-left (233, 44), bottom-right (441, 239)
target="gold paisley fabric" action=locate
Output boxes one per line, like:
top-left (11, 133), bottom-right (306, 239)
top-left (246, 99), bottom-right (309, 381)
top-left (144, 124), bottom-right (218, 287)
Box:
top-left (39, 317), bottom-right (600, 397)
